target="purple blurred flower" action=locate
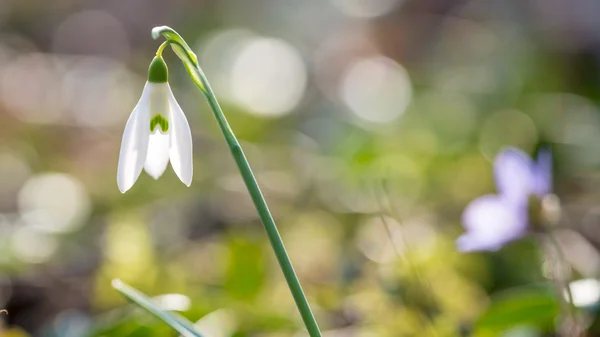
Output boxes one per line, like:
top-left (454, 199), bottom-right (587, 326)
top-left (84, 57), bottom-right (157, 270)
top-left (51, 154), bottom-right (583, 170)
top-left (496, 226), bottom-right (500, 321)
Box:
top-left (457, 148), bottom-right (552, 252)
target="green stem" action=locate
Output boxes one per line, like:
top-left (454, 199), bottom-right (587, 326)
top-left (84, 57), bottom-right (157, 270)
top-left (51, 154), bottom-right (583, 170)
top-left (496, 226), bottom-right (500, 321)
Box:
top-left (156, 41), bottom-right (170, 57)
top-left (158, 34), bottom-right (322, 337)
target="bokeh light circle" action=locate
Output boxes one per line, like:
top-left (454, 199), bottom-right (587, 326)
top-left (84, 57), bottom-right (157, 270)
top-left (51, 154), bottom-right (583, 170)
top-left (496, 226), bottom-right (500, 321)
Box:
top-left (340, 56), bottom-right (412, 123)
top-left (331, 0), bottom-right (400, 18)
top-left (229, 37), bottom-right (307, 117)
top-left (18, 173), bottom-right (91, 233)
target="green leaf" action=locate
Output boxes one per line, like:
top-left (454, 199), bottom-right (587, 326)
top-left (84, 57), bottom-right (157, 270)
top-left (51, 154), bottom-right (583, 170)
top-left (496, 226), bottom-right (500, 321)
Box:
top-left (151, 26), bottom-right (204, 89)
top-left (111, 279), bottom-right (203, 337)
top-left (474, 285), bottom-right (560, 334)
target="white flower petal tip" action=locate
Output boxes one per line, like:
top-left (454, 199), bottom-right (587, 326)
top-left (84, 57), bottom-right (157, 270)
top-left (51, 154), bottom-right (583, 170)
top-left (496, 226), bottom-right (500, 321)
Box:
top-left (144, 131), bottom-right (170, 179)
top-left (117, 182), bottom-right (130, 194)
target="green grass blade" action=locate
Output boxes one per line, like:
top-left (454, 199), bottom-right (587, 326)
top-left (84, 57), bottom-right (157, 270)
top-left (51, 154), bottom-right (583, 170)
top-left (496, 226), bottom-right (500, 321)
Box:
top-left (111, 279), bottom-right (203, 337)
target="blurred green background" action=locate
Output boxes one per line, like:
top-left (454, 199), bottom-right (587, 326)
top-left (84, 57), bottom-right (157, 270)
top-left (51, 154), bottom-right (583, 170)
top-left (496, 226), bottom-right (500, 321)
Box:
top-left (1, 0), bottom-right (600, 336)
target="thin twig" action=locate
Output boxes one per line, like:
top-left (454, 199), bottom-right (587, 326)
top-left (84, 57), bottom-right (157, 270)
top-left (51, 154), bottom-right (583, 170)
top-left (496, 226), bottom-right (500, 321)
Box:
top-left (541, 232), bottom-right (581, 337)
top-left (372, 180), bottom-right (439, 336)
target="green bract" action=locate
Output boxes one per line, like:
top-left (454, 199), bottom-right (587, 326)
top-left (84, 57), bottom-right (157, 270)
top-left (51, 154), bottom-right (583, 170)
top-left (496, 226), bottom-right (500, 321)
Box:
top-left (147, 56), bottom-right (168, 83)
top-left (152, 26), bottom-right (204, 91)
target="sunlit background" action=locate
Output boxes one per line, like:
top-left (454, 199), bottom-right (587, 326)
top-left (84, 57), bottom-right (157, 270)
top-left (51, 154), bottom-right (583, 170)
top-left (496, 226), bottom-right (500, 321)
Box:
top-left (1, 0), bottom-right (600, 336)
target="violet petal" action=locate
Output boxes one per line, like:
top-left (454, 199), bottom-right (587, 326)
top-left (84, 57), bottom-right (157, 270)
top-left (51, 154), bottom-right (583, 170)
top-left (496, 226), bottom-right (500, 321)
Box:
top-left (494, 148), bottom-right (534, 205)
top-left (457, 195), bottom-right (528, 252)
top-left (532, 148), bottom-right (552, 197)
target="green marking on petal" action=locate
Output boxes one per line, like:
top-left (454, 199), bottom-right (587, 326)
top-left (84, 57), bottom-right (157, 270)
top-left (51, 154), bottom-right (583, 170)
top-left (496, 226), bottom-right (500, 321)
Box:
top-left (150, 114), bottom-right (169, 132)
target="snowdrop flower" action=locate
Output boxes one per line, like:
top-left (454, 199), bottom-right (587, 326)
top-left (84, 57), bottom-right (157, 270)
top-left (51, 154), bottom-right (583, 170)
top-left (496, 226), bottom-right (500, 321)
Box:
top-left (117, 56), bottom-right (193, 193)
top-left (457, 147), bottom-right (553, 252)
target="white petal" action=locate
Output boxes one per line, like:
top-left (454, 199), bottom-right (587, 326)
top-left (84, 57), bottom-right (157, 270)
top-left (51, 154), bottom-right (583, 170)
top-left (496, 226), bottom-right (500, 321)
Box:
top-left (167, 86), bottom-right (193, 186)
top-left (148, 83), bottom-right (170, 117)
top-left (144, 131), bottom-right (170, 179)
top-left (143, 83), bottom-right (172, 180)
top-left (117, 83), bottom-right (152, 193)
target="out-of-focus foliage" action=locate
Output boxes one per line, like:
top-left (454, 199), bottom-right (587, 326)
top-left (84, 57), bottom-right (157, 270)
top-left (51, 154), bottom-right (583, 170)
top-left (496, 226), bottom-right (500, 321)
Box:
top-left (111, 279), bottom-right (203, 337)
top-left (1, 0), bottom-right (600, 336)
top-left (474, 286), bottom-right (559, 335)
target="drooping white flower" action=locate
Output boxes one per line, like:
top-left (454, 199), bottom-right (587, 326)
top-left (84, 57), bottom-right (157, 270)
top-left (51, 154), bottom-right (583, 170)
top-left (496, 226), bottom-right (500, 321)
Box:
top-left (117, 56), bottom-right (193, 193)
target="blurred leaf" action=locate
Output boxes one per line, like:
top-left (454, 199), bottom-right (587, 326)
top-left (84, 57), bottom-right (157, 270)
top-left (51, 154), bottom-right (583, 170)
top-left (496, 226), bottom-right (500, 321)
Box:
top-left (87, 308), bottom-right (174, 337)
top-left (111, 279), bottom-right (203, 337)
top-left (486, 239), bottom-right (545, 292)
top-left (474, 285), bottom-right (559, 334)
top-left (0, 328), bottom-right (30, 337)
